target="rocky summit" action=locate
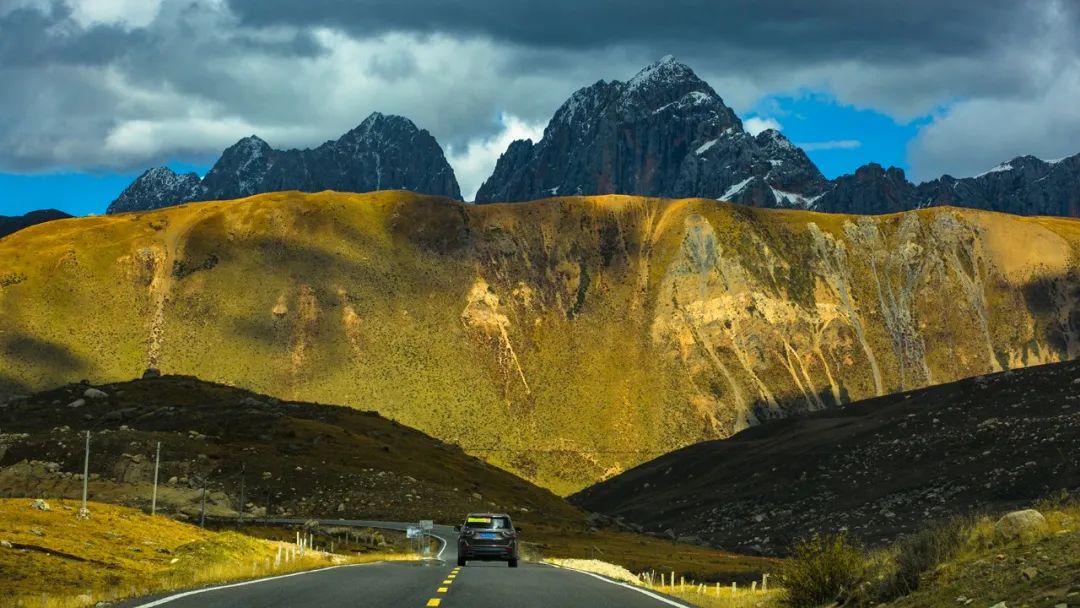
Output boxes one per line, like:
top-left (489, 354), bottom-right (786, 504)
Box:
top-left (475, 56), bottom-right (828, 207)
top-left (477, 56), bottom-right (1080, 217)
top-left (3, 191), bottom-right (1080, 494)
top-left (106, 112), bottom-right (461, 214)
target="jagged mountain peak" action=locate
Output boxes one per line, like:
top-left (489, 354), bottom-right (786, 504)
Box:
top-left (108, 115), bottom-right (462, 213)
top-left (625, 55), bottom-right (700, 92)
top-left (476, 57), bottom-right (771, 204)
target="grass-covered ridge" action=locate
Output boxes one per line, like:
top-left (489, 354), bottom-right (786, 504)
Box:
top-left (2, 191), bottom-right (1079, 493)
top-left (0, 498), bottom-right (396, 607)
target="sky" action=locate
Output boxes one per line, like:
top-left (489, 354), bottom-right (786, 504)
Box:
top-left (1, 0), bottom-right (1078, 216)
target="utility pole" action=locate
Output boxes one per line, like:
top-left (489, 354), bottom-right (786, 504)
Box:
top-left (77, 431), bottom-right (90, 520)
top-left (151, 441), bottom-right (161, 516)
top-left (238, 462), bottom-right (246, 524)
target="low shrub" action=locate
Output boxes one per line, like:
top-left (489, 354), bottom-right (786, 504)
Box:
top-left (780, 533), bottom-right (864, 608)
top-left (874, 517), bottom-right (971, 600)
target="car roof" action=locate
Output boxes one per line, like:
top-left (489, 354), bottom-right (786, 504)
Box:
top-left (465, 512), bottom-right (511, 518)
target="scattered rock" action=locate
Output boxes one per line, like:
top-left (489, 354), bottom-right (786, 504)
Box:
top-left (29, 528), bottom-right (44, 536)
top-left (337, 503), bottom-right (346, 512)
top-left (29, 499), bottom-right (50, 512)
top-left (1021, 566), bottom-right (1038, 580)
top-left (988, 603), bottom-right (1007, 608)
top-left (167, 476), bottom-right (179, 485)
top-left (995, 510), bottom-right (1049, 542)
top-left (240, 397), bottom-right (264, 407)
top-left (0, 540), bottom-right (11, 549)
top-left (67, 399), bottom-right (86, 408)
top-left (83, 388), bottom-right (109, 400)
top-left (142, 367), bottom-right (162, 379)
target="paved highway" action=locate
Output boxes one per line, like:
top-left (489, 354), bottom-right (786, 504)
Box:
top-left (118, 520), bottom-right (692, 608)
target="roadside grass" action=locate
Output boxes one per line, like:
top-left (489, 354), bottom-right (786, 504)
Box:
top-left (527, 523), bottom-right (779, 584)
top-left (544, 557), bottom-right (782, 608)
top-left (648, 585), bottom-right (782, 608)
top-left (0, 499), bottom-right (409, 608)
top-left (777, 493), bottom-right (1080, 607)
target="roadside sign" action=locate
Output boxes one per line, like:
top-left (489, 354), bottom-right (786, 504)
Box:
top-left (406, 526), bottom-right (421, 539)
top-left (419, 520), bottom-right (434, 530)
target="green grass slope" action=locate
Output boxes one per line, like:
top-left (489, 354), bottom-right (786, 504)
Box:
top-left (2, 191), bottom-right (1079, 493)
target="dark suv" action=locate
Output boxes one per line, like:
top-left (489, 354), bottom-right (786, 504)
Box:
top-left (455, 512), bottom-right (521, 567)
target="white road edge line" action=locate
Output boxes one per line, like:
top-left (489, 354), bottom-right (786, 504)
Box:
top-left (429, 532), bottom-right (449, 561)
top-left (128, 562), bottom-right (378, 607)
top-left (545, 563), bottom-right (693, 608)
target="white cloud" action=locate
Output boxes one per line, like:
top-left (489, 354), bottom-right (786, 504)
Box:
top-left (445, 114), bottom-right (546, 201)
top-left (68, 0), bottom-right (164, 28)
top-left (798, 139), bottom-right (861, 151)
top-left (907, 58), bottom-right (1080, 181)
top-left (743, 116), bottom-right (783, 136)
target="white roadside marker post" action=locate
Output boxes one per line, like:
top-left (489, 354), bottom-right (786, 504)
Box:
top-left (77, 431), bottom-right (90, 520)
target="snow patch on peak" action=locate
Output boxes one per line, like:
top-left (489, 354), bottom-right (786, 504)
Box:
top-left (974, 162), bottom-right (1013, 178)
top-left (651, 90), bottom-right (715, 114)
top-left (627, 55), bottom-right (695, 93)
top-left (758, 129), bottom-right (795, 150)
top-left (770, 187), bottom-right (812, 208)
top-left (720, 177), bottom-right (754, 200)
top-left (695, 139), bottom-right (719, 155)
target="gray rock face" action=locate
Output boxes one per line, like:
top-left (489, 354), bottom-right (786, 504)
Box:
top-left (106, 112), bottom-right (461, 214)
top-left (107, 167), bottom-right (203, 215)
top-left (916, 154), bottom-right (1080, 216)
top-left (475, 56), bottom-right (829, 208)
top-left (478, 56), bottom-right (1080, 218)
top-left (814, 163), bottom-right (920, 214)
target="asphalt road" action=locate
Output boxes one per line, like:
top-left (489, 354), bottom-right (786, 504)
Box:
top-left (118, 520), bottom-right (692, 608)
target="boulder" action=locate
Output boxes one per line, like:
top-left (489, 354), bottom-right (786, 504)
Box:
top-left (83, 388), bottom-right (109, 400)
top-left (142, 367), bottom-right (162, 379)
top-left (67, 399), bottom-right (86, 408)
top-left (29, 499), bottom-right (50, 512)
top-left (994, 509), bottom-right (1048, 542)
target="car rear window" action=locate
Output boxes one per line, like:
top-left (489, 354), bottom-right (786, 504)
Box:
top-left (464, 516), bottom-right (511, 530)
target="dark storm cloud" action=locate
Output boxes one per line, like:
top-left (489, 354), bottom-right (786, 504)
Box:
top-left (225, 0), bottom-right (1034, 65)
top-left (0, 4), bottom-right (143, 67)
top-left (0, 0), bottom-right (1077, 188)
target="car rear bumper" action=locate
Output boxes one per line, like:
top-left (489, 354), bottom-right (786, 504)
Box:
top-left (459, 542), bottom-right (517, 560)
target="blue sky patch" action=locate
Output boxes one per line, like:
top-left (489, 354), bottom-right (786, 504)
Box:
top-left (744, 92), bottom-right (932, 180)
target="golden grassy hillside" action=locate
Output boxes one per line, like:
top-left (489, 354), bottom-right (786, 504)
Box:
top-left (0, 498), bottom-right (385, 607)
top-left (2, 191), bottom-right (1079, 493)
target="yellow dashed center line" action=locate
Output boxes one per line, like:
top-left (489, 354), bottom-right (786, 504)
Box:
top-left (426, 567), bottom-right (459, 606)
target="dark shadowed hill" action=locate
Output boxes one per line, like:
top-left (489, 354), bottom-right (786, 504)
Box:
top-left (572, 360), bottom-right (1080, 556)
top-left (0, 209), bottom-right (72, 239)
top-left (0, 374), bottom-right (579, 526)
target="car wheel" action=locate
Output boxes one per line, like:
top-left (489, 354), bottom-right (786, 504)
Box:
top-left (508, 559), bottom-right (518, 568)
top-left (457, 557), bottom-right (466, 567)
